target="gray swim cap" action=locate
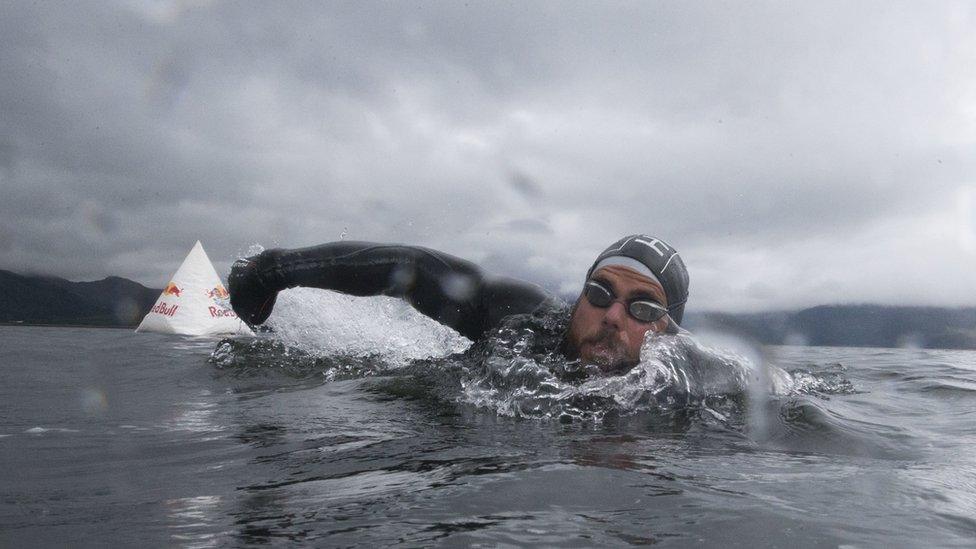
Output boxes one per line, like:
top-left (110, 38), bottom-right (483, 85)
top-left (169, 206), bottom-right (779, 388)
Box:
top-left (586, 235), bottom-right (690, 324)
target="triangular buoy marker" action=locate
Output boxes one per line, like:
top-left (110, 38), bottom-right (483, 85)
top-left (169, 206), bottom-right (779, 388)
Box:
top-left (136, 241), bottom-right (254, 336)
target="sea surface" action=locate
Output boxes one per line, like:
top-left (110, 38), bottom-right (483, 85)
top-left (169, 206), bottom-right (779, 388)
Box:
top-left (2, 292), bottom-right (975, 547)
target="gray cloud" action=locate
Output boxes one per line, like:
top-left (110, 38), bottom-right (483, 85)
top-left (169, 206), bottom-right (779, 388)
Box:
top-left (0, 0), bottom-right (974, 312)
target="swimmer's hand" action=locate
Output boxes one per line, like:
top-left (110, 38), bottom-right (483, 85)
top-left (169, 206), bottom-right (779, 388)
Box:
top-left (228, 250), bottom-right (282, 326)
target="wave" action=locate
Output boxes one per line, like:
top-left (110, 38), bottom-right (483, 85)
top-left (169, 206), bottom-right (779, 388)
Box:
top-left (209, 289), bottom-right (864, 433)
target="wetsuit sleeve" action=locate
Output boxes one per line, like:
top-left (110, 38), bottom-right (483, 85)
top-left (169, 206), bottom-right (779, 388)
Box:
top-left (228, 241), bottom-right (554, 341)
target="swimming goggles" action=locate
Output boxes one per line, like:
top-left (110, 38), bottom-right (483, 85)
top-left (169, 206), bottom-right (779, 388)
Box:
top-left (583, 280), bottom-right (669, 323)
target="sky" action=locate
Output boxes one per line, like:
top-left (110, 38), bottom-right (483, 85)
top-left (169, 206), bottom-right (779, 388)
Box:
top-left (1, 0), bottom-right (974, 313)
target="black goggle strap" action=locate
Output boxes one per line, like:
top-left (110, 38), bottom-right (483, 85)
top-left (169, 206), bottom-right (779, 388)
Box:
top-left (665, 297), bottom-right (686, 312)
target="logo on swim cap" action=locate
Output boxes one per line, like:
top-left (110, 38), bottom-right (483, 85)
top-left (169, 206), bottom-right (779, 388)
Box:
top-left (631, 236), bottom-right (671, 257)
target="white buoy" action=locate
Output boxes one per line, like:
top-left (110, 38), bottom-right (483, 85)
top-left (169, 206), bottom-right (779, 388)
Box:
top-left (136, 241), bottom-right (254, 336)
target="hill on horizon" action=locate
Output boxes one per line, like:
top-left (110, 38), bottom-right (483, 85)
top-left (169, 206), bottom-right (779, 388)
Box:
top-left (684, 305), bottom-right (976, 351)
top-left (0, 270), bottom-right (160, 327)
top-left (1, 270), bottom-right (974, 350)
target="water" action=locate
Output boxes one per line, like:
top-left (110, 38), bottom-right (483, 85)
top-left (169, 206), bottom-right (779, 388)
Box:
top-left (2, 291), bottom-right (976, 547)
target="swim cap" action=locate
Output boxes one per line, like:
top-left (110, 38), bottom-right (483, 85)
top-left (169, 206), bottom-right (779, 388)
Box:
top-left (586, 235), bottom-right (690, 324)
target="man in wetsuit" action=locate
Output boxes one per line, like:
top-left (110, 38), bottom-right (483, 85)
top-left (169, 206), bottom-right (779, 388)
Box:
top-left (228, 235), bottom-right (689, 374)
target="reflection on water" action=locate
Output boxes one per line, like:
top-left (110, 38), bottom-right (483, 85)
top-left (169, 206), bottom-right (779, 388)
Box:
top-left (164, 390), bottom-right (226, 444)
top-left (166, 495), bottom-right (227, 549)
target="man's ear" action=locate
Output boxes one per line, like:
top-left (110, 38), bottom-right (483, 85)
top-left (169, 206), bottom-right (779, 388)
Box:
top-left (560, 293), bottom-right (585, 358)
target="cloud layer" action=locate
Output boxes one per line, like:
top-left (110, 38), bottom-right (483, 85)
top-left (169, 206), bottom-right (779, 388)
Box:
top-left (1, 1), bottom-right (974, 312)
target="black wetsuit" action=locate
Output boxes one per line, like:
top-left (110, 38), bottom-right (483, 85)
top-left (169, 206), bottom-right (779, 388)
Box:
top-left (228, 241), bottom-right (559, 341)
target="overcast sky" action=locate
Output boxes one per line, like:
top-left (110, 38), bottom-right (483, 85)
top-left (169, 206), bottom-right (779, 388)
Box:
top-left (1, 1), bottom-right (974, 312)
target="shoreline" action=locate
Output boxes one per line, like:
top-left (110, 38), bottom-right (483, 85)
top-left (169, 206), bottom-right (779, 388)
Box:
top-left (0, 322), bottom-right (135, 330)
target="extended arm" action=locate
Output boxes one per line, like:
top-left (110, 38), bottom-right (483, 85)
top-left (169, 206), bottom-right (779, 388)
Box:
top-left (228, 241), bottom-right (554, 341)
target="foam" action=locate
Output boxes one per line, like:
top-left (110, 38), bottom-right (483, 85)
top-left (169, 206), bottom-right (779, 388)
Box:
top-left (24, 426), bottom-right (80, 434)
top-left (265, 287), bottom-right (472, 365)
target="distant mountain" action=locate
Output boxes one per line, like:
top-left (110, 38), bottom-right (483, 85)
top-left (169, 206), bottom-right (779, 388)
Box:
top-left (684, 305), bottom-right (976, 350)
top-left (2, 270), bottom-right (974, 349)
top-left (0, 270), bottom-right (160, 327)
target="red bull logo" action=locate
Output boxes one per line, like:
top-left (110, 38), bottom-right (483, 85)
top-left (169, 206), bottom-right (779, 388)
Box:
top-left (205, 286), bottom-right (230, 299)
top-left (151, 302), bottom-right (179, 317)
top-left (207, 284), bottom-right (235, 318)
top-left (208, 306), bottom-right (237, 318)
top-left (163, 282), bottom-right (182, 297)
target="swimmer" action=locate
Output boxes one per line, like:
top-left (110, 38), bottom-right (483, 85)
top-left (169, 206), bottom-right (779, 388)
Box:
top-left (229, 235), bottom-right (689, 374)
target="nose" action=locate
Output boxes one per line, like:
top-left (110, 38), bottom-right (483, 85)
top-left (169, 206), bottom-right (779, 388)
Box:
top-left (602, 300), bottom-right (628, 329)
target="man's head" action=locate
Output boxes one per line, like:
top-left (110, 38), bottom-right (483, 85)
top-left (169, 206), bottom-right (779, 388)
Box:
top-left (565, 235), bottom-right (689, 373)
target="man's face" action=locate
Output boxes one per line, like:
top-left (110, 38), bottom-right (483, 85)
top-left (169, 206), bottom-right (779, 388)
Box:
top-left (565, 265), bottom-right (670, 374)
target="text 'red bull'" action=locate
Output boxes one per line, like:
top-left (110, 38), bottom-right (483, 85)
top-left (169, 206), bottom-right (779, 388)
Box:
top-left (209, 306), bottom-right (237, 318)
top-left (152, 302), bottom-right (179, 317)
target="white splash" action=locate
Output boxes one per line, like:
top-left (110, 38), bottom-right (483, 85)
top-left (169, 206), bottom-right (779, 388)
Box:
top-left (461, 326), bottom-right (794, 421)
top-left (24, 426), bottom-right (80, 434)
top-left (265, 287), bottom-right (472, 364)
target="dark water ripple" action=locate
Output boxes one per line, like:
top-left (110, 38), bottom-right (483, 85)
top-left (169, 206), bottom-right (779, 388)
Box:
top-left (2, 327), bottom-right (976, 547)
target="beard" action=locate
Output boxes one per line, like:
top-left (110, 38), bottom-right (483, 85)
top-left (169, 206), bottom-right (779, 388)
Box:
top-left (573, 328), bottom-right (638, 374)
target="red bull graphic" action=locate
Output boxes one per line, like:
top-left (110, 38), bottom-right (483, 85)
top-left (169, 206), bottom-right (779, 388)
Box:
top-left (208, 306), bottom-right (238, 318)
top-left (151, 302), bottom-right (179, 317)
top-left (205, 286), bottom-right (230, 299)
top-left (163, 282), bottom-right (183, 298)
top-left (206, 284), bottom-right (236, 317)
